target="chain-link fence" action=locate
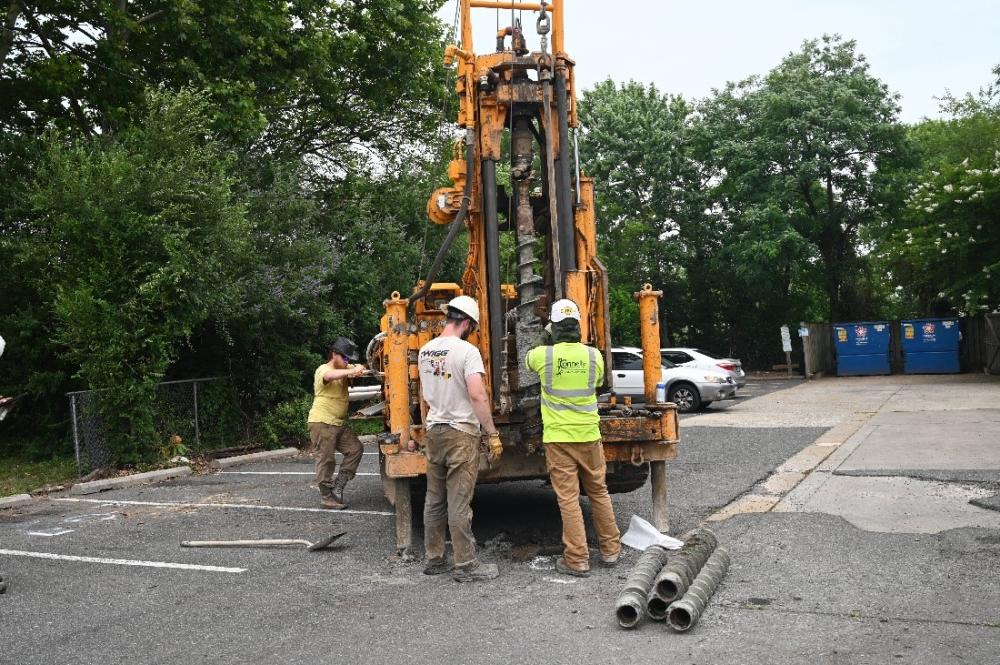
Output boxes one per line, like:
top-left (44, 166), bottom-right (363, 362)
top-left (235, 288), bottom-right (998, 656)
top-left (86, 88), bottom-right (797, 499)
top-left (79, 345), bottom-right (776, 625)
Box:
top-left (67, 378), bottom-right (243, 477)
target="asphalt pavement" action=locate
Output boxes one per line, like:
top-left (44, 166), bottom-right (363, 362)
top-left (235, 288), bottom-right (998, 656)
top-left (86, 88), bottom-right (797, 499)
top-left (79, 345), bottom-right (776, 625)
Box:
top-left (1, 375), bottom-right (997, 664)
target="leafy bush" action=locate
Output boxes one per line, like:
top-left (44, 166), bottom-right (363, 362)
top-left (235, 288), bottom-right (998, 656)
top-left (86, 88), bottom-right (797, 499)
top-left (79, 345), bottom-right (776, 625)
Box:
top-left (258, 395), bottom-right (312, 449)
top-left (15, 89), bottom-right (249, 465)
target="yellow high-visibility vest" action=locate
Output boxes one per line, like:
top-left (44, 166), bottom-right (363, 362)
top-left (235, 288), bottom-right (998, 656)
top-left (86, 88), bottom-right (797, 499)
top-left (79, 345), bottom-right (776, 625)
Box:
top-left (526, 342), bottom-right (604, 443)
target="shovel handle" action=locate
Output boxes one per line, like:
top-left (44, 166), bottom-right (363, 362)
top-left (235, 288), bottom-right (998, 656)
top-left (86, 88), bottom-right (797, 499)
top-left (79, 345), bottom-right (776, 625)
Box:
top-left (180, 539), bottom-right (311, 548)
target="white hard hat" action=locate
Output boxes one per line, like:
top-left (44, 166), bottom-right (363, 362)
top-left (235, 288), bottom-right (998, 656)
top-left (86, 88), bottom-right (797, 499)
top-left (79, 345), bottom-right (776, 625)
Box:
top-left (446, 295), bottom-right (480, 325)
top-left (550, 298), bottom-right (581, 323)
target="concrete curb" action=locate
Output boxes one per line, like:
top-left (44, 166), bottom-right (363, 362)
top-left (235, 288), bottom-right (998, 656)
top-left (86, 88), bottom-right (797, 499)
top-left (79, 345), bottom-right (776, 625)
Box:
top-left (210, 447), bottom-right (300, 469)
top-left (707, 411), bottom-right (875, 522)
top-left (0, 493), bottom-right (33, 510)
top-left (69, 467), bottom-right (192, 495)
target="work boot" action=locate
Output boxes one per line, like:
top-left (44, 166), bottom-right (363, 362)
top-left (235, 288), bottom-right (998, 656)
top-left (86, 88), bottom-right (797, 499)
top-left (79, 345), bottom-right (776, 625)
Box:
top-left (423, 557), bottom-right (453, 575)
top-left (331, 473), bottom-right (350, 508)
top-left (555, 557), bottom-right (591, 578)
top-left (599, 551), bottom-right (621, 568)
top-left (452, 561), bottom-right (499, 583)
top-left (319, 487), bottom-right (345, 510)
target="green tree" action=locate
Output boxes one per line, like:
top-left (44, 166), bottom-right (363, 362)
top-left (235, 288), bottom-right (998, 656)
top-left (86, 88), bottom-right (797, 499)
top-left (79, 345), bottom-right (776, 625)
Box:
top-left (877, 65), bottom-right (1000, 315)
top-left (696, 35), bottom-right (913, 323)
top-left (1, 0), bottom-right (449, 168)
top-left (578, 79), bottom-right (700, 345)
top-left (8, 89), bottom-right (248, 462)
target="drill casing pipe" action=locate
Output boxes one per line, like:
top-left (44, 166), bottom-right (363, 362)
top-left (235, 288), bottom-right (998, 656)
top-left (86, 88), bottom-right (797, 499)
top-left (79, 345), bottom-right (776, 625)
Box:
top-left (614, 545), bottom-right (671, 629)
top-left (646, 528), bottom-right (718, 621)
top-left (666, 547), bottom-right (731, 632)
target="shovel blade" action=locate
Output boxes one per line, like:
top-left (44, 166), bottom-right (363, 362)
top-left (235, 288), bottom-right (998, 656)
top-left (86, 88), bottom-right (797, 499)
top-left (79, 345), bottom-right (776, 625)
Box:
top-left (308, 529), bottom-right (348, 551)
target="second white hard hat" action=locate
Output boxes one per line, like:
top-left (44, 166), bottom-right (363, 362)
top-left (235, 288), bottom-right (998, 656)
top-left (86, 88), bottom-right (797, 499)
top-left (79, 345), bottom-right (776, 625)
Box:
top-left (550, 298), bottom-right (581, 323)
top-left (446, 295), bottom-right (481, 325)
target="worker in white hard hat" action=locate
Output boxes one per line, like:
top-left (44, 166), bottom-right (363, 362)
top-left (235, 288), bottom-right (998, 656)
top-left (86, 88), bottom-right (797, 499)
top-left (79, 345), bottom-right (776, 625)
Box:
top-left (417, 295), bottom-right (502, 582)
top-left (526, 298), bottom-right (620, 577)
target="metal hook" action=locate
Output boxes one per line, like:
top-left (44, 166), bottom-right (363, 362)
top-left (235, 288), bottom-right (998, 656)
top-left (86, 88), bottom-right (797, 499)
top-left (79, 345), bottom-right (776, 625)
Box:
top-left (536, 0), bottom-right (550, 35)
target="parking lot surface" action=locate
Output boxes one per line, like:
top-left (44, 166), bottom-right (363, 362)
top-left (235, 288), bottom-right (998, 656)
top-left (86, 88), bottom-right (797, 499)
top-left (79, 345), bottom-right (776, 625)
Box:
top-left (2, 376), bottom-right (998, 664)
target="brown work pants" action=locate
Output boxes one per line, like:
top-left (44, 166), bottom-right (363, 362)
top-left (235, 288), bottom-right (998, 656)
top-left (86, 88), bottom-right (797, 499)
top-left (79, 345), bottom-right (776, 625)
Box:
top-left (309, 422), bottom-right (363, 492)
top-left (423, 425), bottom-right (480, 568)
top-left (544, 440), bottom-right (621, 571)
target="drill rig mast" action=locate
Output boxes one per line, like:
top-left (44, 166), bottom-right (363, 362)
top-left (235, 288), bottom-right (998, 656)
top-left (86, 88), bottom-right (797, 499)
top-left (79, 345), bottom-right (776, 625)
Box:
top-left (375, 0), bottom-right (678, 555)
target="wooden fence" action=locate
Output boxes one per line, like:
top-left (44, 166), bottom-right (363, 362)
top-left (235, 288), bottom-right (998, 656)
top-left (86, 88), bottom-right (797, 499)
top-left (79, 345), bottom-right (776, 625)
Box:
top-left (964, 313), bottom-right (1000, 374)
top-left (799, 315), bottom-right (1000, 377)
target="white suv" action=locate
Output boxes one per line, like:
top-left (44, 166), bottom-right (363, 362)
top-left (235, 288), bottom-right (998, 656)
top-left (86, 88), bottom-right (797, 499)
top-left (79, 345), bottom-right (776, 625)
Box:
top-left (609, 347), bottom-right (737, 413)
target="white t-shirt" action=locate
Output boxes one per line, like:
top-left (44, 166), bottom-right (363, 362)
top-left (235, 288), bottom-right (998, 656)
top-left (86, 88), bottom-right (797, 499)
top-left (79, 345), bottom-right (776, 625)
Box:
top-left (418, 334), bottom-right (486, 435)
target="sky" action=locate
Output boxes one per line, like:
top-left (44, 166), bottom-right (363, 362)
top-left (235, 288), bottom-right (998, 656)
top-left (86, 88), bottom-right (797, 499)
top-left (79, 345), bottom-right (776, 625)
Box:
top-left (437, 0), bottom-right (1000, 123)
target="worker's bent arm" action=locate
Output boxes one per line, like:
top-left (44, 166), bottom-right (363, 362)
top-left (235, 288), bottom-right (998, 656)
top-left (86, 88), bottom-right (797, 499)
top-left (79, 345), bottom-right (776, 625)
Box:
top-left (466, 372), bottom-right (498, 435)
top-left (323, 365), bottom-right (365, 384)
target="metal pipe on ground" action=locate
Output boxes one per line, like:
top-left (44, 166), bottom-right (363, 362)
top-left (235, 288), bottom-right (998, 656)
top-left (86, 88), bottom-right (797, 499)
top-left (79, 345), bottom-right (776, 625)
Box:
top-left (646, 528), bottom-right (718, 621)
top-left (614, 545), bottom-right (671, 629)
top-left (666, 547), bottom-right (730, 632)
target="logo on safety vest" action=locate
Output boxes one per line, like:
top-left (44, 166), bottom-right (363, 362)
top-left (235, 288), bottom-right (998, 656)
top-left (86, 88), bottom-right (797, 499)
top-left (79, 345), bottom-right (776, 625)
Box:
top-left (555, 357), bottom-right (586, 376)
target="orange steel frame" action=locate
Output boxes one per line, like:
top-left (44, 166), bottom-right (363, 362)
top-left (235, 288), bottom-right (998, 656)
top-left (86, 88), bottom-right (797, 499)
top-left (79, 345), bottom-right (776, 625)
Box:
top-left (377, 0), bottom-right (677, 554)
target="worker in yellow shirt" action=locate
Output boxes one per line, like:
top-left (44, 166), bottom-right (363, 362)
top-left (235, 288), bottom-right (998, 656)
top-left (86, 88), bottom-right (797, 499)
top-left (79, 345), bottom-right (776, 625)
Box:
top-left (308, 337), bottom-right (365, 509)
top-left (526, 299), bottom-right (621, 577)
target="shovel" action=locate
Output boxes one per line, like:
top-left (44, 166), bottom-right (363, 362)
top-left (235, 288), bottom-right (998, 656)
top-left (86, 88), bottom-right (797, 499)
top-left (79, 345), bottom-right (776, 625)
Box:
top-left (181, 529), bottom-right (347, 551)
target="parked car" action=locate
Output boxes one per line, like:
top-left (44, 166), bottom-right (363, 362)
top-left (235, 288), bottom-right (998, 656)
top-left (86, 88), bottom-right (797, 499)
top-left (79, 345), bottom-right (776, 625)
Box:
top-left (608, 346), bottom-right (737, 413)
top-left (661, 347), bottom-right (746, 388)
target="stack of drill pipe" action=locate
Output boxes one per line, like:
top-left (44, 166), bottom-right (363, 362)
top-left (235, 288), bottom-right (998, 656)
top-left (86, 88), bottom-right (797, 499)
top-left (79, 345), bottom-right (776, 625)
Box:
top-left (645, 528), bottom-right (719, 621)
top-left (614, 545), bottom-right (671, 629)
top-left (666, 547), bottom-right (730, 632)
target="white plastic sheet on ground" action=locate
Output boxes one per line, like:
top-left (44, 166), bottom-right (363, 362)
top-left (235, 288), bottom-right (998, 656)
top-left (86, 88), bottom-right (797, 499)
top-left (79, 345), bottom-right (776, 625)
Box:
top-left (621, 515), bottom-right (684, 551)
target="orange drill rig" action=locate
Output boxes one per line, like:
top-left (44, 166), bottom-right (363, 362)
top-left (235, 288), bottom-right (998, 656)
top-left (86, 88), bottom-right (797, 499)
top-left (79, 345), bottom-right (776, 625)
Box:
top-left (372, 0), bottom-right (678, 555)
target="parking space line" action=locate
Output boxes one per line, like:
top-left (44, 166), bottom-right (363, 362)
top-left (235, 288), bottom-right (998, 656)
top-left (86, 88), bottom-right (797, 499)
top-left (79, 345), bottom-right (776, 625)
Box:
top-left (219, 471), bottom-right (379, 476)
top-left (27, 529), bottom-right (75, 537)
top-left (53, 497), bottom-right (394, 517)
top-left (0, 548), bottom-right (246, 574)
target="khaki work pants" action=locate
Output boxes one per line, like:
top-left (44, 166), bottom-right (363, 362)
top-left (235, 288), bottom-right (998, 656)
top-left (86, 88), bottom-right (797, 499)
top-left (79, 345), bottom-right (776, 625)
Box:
top-left (544, 440), bottom-right (621, 570)
top-left (423, 425), bottom-right (480, 568)
top-left (309, 422), bottom-right (363, 492)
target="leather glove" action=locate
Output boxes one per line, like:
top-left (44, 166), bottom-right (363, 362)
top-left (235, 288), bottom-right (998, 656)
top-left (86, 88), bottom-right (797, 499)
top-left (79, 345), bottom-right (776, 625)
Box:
top-left (486, 431), bottom-right (503, 465)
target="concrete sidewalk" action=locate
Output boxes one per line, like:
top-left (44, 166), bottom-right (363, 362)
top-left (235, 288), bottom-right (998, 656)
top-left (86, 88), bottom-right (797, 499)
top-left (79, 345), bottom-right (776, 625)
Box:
top-left (778, 374), bottom-right (1000, 533)
top-left (703, 373), bottom-right (1000, 663)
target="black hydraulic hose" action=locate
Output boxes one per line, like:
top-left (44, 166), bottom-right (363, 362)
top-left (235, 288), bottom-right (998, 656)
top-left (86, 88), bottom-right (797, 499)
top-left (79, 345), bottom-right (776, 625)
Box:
top-left (408, 130), bottom-right (476, 309)
top-left (554, 68), bottom-right (576, 272)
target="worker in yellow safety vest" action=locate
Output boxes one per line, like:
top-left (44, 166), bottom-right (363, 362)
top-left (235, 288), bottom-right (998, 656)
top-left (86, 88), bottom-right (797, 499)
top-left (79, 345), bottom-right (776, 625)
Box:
top-left (526, 299), bottom-right (621, 577)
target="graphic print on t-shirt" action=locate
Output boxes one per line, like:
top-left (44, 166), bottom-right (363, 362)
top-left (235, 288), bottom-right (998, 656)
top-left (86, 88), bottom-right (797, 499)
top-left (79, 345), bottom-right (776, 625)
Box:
top-left (420, 348), bottom-right (452, 379)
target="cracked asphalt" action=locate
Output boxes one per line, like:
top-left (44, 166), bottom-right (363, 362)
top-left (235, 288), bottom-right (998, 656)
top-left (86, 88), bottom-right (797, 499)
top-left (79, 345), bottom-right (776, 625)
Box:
top-left (1, 377), bottom-right (997, 664)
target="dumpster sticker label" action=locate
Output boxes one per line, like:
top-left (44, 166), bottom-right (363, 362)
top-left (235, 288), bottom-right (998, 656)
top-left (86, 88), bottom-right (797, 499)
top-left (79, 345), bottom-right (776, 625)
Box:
top-left (922, 322), bottom-right (936, 342)
top-left (943, 320), bottom-right (955, 329)
top-left (904, 324), bottom-right (915, 340)
top-left (836, 328), bottom-right (847, 342)
top-left (855, 325), bottom-right (869, 346)
top-left (874, 324), bottom-right (886, 332)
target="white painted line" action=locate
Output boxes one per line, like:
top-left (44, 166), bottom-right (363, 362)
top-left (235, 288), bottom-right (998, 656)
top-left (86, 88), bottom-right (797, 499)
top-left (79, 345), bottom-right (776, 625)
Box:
top-left (54, 497), bottom-right (394, 517)
top-left (219, 471), bottom-right (378, 476)
top-left (0, 549), bottom-right (246, 574)
top-left (27, 528), bottom-right (75, 537)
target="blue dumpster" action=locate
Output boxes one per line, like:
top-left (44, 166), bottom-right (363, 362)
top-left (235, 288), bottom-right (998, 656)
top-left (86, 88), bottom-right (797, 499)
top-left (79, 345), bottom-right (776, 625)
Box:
top-left (901, 318), bottom-right (960, 374)
top-left (833, 322), bottom-right (891, 376)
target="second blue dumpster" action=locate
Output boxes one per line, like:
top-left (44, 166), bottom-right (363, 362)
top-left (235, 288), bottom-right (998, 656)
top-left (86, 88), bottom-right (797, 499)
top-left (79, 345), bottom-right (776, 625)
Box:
top-left (833, 322), bottom-right (891, 376)
top-left (901, 318), bottom-right (961, 374)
